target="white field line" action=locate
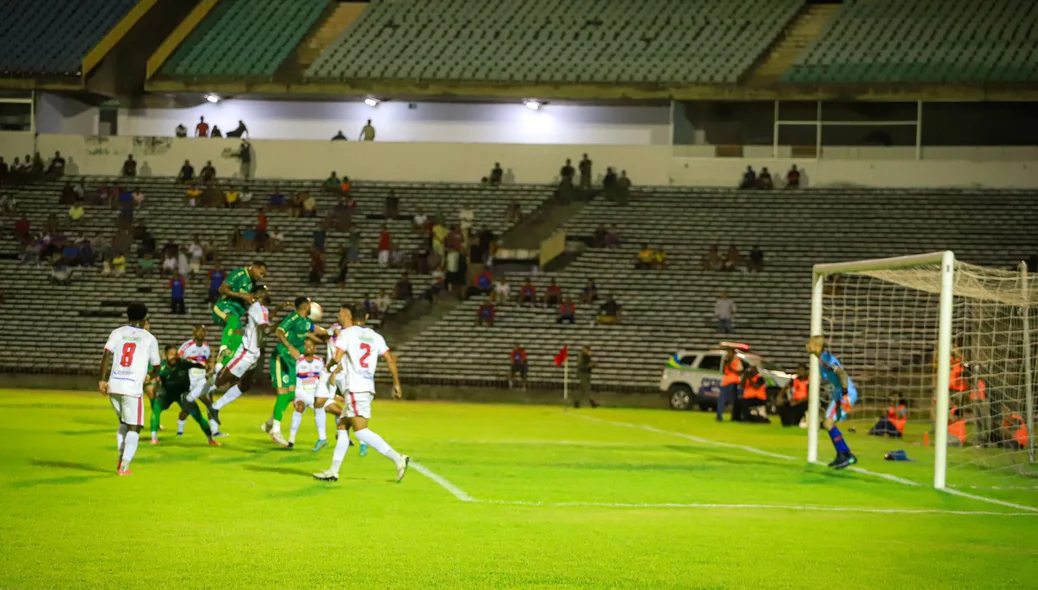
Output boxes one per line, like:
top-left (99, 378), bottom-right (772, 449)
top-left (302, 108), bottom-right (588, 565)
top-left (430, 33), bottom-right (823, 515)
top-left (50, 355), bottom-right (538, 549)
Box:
top-left (447, 439), bottom-right (653, 447)
top-left (572, 413), bottom-right (1038, 514)
top-left (410, 460), bottom-right (475, 502)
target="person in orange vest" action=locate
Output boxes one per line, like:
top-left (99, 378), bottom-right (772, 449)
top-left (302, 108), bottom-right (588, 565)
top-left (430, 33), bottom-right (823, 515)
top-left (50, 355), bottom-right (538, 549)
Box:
top-left (717, 347), bottom-right (742, 422)
top-left (947, 406), bottom-right (967, 446)
top-left (1001, 406), bottom-right (1030, 450)
top-left (869, 396), bottom-right (907, 438)
top-left (949, 351), bottom-right (970, 399)
top-left (732, 365), bottom-right (769, 423)
top-left (777, 363), bottom-right (809, 427)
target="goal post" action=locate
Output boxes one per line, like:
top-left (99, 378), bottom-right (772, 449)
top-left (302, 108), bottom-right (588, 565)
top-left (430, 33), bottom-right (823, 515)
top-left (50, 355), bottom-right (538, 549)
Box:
top-left (808, 251), bottom-right (1037, 492)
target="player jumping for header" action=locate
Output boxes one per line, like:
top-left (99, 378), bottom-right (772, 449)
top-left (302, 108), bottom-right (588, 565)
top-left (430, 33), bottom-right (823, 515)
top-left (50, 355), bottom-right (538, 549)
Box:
top-left (211, 261), bottom-right (267, 373)
top-left (807, 335), bottom-right (858, 470)
top-left (100, 303), bottom-right (161, 475)
top-left (266, 296), bottom-right (330, 446)
top-left (314, 303), bottom-right (408, 482)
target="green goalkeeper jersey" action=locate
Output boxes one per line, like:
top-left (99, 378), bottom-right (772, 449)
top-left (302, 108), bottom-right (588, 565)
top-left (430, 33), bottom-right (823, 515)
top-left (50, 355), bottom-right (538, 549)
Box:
top-left (158, 360), bottom-right (193, 394)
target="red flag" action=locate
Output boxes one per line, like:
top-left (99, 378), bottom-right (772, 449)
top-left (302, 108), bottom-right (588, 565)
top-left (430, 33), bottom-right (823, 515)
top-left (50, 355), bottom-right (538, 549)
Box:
top-left (554, 346), bottom-right (569, 367)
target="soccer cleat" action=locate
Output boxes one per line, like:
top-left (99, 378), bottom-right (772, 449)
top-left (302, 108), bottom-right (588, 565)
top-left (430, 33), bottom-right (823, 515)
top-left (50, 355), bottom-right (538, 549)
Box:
top-left (150, 439), bottom-right (159, 445)
top-left (261, 421), bottom-right (272, 434)
top-left (270, 430), bottom-right (289, 447)
top-left (396, 455), bottom-right (410, 483)
top-left (287, 442), bottom-right (295, 449)
top-left (833, 454), bottom-right (858, 470)
top-left (827, 453), bottom-right (844, 467)
top-left (213, 431), bottom-right (229, 437)
top-left (359, 442), bottom-right (368, 457)
top-left (117, 468), bottom-right (133, 476)
top-left (176, 432), bottom-right (184, 437)
top-left (313, 469), bottom-right (339, 482)
top-left (208, 438), bottom-right (221, 447)
top-left (312, 439), bottom-right (328, 452)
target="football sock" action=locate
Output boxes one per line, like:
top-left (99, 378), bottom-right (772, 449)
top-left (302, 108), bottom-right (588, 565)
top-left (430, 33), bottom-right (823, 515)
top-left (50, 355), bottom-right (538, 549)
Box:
top-left (116, 424), bottom-right (128, 452)
top-left (330, 433), bottom-right (351, 474)
top-left (176, 418), bottom-right (186, 435)
top-left (121, 431), bottom-right (140, 469)
top-left (212, 385), bottom-right (243, 410)
top-left (188, 405), bottom-right (212, 436)
top-left (314, 406), bottom-right (327, 441)
top-left (289, 410), bottom-right (304, 444)
top-left (829, 427), bottom-right (851, 454)
top-left (272, 419), bottom-right (282, 434)
top-left (272, 392), bottom-right (294, 422)
top-left (149, 401), bottom-right (162, 435)
top-left (354, 428), bottom-right (402, 464)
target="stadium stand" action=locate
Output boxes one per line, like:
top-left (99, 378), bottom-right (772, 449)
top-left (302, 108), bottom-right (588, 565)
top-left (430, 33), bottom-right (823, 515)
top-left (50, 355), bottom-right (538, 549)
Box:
top-left (161, 0), bottom-right (330, 78)
top-left (306, 0), bottom-right (805, 84)
top-left (0, 177), bottom-right (551, 373)
top-left (784, 0), bottom-right (1038, 84)
top-left (398, 189), bottom-right (1038, 391)
top-left (0, 0), bottom-right (139, 76)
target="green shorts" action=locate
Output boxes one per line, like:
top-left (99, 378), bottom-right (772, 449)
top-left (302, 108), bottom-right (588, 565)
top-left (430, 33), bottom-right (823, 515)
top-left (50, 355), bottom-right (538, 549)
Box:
top-left (211, 308), bottom-right (242, 354)
top-left (270, 354), bottom-right (296, 391)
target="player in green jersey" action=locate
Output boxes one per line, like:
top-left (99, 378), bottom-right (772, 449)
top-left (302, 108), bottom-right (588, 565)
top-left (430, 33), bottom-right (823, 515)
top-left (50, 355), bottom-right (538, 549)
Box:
top-left (212, 261), bottom-right (267, 370)
top-left (148, 345), bottom-right (220, 446)
top-left (264, 296), bottom-right (329, 446)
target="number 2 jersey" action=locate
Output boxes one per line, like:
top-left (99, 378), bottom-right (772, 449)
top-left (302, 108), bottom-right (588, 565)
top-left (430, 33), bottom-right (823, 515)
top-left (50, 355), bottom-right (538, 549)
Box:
top-left (333, 325), bottom-right (389, 394)
top-left (104, 325), bottom-right (161, 397)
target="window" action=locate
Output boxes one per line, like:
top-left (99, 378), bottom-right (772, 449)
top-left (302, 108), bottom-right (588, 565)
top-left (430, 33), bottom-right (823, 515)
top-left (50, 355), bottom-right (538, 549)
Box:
top-left (677, 355), bottom-right (697, 367)
top-left (697, 355), bottom-right (722, 371)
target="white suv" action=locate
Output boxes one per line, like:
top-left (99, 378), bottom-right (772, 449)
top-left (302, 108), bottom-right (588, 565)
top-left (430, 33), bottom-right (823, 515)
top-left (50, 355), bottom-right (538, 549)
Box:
top-left (660, 344), bottom-right (793, 411)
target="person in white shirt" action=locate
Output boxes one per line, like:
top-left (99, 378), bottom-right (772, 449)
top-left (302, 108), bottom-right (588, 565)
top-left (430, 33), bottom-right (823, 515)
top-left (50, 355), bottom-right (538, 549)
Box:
top-left (287, 339), bottom-right (333, 449)
top-left (176, 325), bottom-right (213, 436)
top-left (493, 278), bottom-right (511, 304)
top-left (100, 303), bottom-right (161, 475)
top-left (314, 304), bottom-right (407, 482)
top-left (715, 291), bottom-right (736, 334)
top-left (187, 240), bottom-right (204, 275)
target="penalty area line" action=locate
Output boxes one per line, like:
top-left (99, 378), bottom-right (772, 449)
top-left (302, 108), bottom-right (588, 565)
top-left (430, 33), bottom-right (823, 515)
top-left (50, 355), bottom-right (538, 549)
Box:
top-left (410, 460), bottom-right (475, 502)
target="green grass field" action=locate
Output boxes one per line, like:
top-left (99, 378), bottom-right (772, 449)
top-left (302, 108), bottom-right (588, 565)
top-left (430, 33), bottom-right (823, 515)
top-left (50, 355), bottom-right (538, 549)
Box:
top-left (2, 390), bottom-right (1038, 589)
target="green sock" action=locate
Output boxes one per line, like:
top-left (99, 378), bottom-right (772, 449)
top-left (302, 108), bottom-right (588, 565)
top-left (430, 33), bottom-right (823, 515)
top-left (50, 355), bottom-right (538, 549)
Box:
top-left (272, 392), bottom-right (295, 422)
top-left (188, 405), bottom-right (212, 437)
top-left (150, 398), bottom-right (163, 435)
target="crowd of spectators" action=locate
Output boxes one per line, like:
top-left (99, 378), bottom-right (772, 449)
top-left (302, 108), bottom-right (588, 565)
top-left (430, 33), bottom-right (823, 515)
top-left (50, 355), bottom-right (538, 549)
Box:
top-left (701, 245), bottom-right (764, 272)
top-left (739, 164), bottom-right (802, 190)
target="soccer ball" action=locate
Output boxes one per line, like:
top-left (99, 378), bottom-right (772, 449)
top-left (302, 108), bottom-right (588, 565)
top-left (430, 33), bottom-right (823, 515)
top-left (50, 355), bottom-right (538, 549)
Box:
top-left (309, 301), bottom-right (323, 321)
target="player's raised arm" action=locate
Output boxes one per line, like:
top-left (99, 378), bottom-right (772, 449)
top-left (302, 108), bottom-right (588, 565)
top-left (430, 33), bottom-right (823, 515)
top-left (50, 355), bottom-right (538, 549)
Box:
top-left (383, 349), bottom-right (402, 399)
top-left (276, 327), bottom-right (300, 360)
top-left (219, 275), bottom-right (254, 305)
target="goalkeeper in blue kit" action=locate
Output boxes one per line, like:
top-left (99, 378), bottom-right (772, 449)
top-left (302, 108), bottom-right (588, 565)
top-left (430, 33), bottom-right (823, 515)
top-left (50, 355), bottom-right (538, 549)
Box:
top-left (808, 336), bottom-right (858, 470)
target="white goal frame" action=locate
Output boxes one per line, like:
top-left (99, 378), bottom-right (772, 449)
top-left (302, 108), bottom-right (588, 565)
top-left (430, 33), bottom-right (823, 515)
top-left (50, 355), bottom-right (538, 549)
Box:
top-left (807, 251), bottom-right (1034, 490)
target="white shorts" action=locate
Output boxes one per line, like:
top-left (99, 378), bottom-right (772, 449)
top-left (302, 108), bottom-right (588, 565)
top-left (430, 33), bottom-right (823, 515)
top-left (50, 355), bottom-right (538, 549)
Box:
top-left (317, 372), bottom-right (344, 401)
top-left (110, 394), bottom-right (145, 427)
top-left (225, 346), bottom-right (260, 379)
top-left (184, 368), bottom-right (208, 402)
top-left (295, 384), bottom-right (319, 408)
top-left (342, 391), bottom-right (374, 420)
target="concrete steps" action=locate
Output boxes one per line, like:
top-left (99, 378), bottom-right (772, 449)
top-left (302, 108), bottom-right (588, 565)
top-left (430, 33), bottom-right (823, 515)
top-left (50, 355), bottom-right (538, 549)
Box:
top-left (747, 3), bottom-right (840, 85)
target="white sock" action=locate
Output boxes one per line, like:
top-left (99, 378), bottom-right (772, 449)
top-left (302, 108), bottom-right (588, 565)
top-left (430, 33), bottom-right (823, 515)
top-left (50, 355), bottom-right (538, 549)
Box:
top-left (272, 419), bottom-right (281, 434)
top-left (314, 406), bottom-right (327, 441)
top-left (121, 431), bottom-right (140, 469)
top-left (354, 428), bottom-right (402, 464)
top-left (176, 418), bottom-right (186, 434)
top-left (330, 433), bottom-right (351, 474)
top-left (212, 385), bottom-right (242, 410)
top-left (150, 430), bottom-right (158, 442)
top-left (210, 418), bottom-right (221, 434)
top-left (289, 410), bottom-right (304, 444)
top-left (116, 424), bottom-right (128, 451)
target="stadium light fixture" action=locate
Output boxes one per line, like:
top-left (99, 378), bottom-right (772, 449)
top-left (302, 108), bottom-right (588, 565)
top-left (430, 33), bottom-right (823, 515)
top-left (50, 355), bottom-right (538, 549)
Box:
top-left (205, 93), bottom-right (221, 104)
top-left (524, 100), bottom-right (541, 111)
top-left (364, 98), bottom-right (380, 107)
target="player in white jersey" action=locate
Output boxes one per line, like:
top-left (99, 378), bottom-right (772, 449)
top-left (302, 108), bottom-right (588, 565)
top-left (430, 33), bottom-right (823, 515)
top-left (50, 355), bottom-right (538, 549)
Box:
top-left (99, 303), bottom-right (161, 476)
top-left (208, 285), bottom-right (288, 435)
top-left (314, 304), bottom-right (408, 482)
top-left (177, 325), bottom-right (213, 435)
top-left (286, 339), bottom-right (333, 450)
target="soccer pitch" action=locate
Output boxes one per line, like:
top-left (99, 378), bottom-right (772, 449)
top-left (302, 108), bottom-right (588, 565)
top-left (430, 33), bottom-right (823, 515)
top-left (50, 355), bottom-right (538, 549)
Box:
top-left (2, 390), bottom-right (1037, 589)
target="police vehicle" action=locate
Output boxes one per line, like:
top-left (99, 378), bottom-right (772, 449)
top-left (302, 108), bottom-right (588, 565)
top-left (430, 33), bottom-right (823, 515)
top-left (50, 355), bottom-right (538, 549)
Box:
top-left (660, 342), bottom-right (793, 410)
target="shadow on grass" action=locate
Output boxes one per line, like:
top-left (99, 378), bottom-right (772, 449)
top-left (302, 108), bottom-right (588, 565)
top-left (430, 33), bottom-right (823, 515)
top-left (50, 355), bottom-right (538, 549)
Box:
top-left (57, 428), bottom-right (114, 436)
top-left (30, 459), bottom-right (111, 473)
top-left (9, 474), bottom-right (108, 488)
top-left (243, 464), bottom-right (313, 477)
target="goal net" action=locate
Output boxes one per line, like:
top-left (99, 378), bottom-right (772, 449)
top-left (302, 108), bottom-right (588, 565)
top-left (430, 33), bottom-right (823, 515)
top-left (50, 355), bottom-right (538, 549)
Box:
top-left (807, 251), bottom-right (1038, 493)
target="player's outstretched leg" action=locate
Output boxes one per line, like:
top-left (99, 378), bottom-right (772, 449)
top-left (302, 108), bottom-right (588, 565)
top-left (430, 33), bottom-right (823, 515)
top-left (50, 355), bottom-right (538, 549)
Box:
top-left (266, 391), bottom-right (294, 447)
top-left (314, 421), bottom-right (350, 481)
top-left (312, 400), bottom-right (330, 452)
top-left (150, 398), bottom-right (164, 444)
top-left (352, 418), bottom-right (409, 482)
top-left (824, 405), bottom-right (857, 470)
top-left (288, 400), bottom-right (308, 449)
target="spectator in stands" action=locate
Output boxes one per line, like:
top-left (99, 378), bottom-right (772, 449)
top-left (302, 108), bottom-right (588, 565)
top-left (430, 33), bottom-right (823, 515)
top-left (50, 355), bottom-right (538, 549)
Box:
top-left (603, 225), bottom-right (621, 248)
top-left (131, 186), bottom-right (144, 209)
top-left (575, 346), bottom-right (598, 408)
top-left (733, 365), bottom-right (769, 423)
top-left (301, 192), bottom-right (318, 218)
top-left (210, 126), bottom-right (223, 138)
top-left (0, 157), bottom-right (8, 183)
top-left (701, 244), bottom-right (723, 271)
top-left (111, 253), bottom-right (128, 277)
top-left (490, 163), bottom-right (503, 186)
top-left (161, 249), bottom-right (177, 277)
top-left (598, 295), bottom-right (622, 324)
top-left (347, 230), bottom-right (361, 261)
top-left (758, 167), bottom-right (774, 190)
top-left (309, 247), bottom-right (325, 284)
top-left (207, 265), bottom-right (224, 304)
top-left (581, 279), bottom-right (598, 304)
top-left (602, 167), bottom-right (617, 195)
top-left (394, 271), bottom-right (413, 301)
top-left (557, 297), bottom-right (576, 324)
top-left (136, 252), bottom-right (156, 277)
top-left (1, 192), bottom-right (17, 215)
top-left (268, 184), bottom-right (287, 211)
top-left (654, 247), bottom-right (668, 269)
top-left (477, 298), bottom-right (496, 327)
top-left (635, 244), bottom-right (656, 269)
top-left (185, 184), bottom-right (202, 207)
top-left (227, 120), bottom-right (248, 139)
top-left (138, 226), bottom-right (156, 258)
top-left (560, 159), bottom-right (575, 186)
top-left (195, 116), bottom-right (209, 138)
top-left (200, 160), bottom-right (216, 184)
top-left (518, 277), bottom-right (537, 307)
top-left (331, 130), bottom-right (347, 141)
top-left (45, 213), bottom-right (60, 235)
top-left (360, 119), bottom-right (376, 141)
top-left (715, 291), bottom-right (736, 333)
top-left (375, 289), bottom-right (391, 319)
top-left (175, 124), bottom-right (187, 138)
top-left (378, 224), bottom-right (392, 268)
top-left (122, 155), bottom-right (137, 177)
top-left (170, 272), bottom-right (187, 314)
top-left (786, 165), bottom-right (801, 189)
top-left (578, 154), bottom-right (592, 191)
top-left (323, 171), bottom-right (340, 192)
top-left (739, 166), bottom-right (757, 190)
top-left (50, 261), bottom-right (72, 286)
top-left (186, 237), bottom-right (204, 275)
top-left (472, 268), bottom-right (494, 299)
top-left (59, 181), bottom-right (77, 204)
top-left (224, 187), bottom-right (240, 209)
top-left (543, 278), bottom-right (563, 307)
top-left (509, 344), bottom-right (528, 389)
top-left (748, 246), bottom-right (764, 272)
top-left (505, 200), bottom-right (522, 224)
top-left (493, 277), bottom-right (511, 304)
top-left (31, 153), bottom-right (44, 178)
top-left (268, 227), bottom-right (284, 252)
top-left (617, 170), bottom-right (632, 198)
top-left (723, 245), bottom-right (744, 272)
top-left (236, 140), bottom-right (252, 180)
top-left (334, 244), bottom-right (350, 287)
top-left (46, 151), bottom-right (65, 178)
top-left (68, 202), bottom-right (85, 225)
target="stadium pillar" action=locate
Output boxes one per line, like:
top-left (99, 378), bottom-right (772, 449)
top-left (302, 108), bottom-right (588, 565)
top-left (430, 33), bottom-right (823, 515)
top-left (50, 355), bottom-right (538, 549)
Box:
top-left (772, 100), bottom-right (779, 159)
top-left (1022, 261), bottom-right (1034, 463)
top-left (915, 101), bottom-right (923, 160)
top-left (933, 250), bottom-right (956, 489)
top-left (815, 101), bottom-right (822, 159)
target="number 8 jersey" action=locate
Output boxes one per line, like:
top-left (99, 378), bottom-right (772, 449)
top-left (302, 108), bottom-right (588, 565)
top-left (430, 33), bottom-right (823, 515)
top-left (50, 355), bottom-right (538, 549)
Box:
top-left (104, 325), bottom-right (161, 397)
top-left (333, 325), bottom-right (389, 394)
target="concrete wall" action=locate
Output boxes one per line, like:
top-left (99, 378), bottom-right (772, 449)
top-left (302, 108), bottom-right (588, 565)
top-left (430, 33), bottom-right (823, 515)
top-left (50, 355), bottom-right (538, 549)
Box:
top-left (118, 101), bottom-right (672, 145)
top-left (0, 131), bottom-right (36, 161)
top-left (2, 133), bottom-right (1036, 188)
top-left (35, 94), bottom-right (99, 135)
